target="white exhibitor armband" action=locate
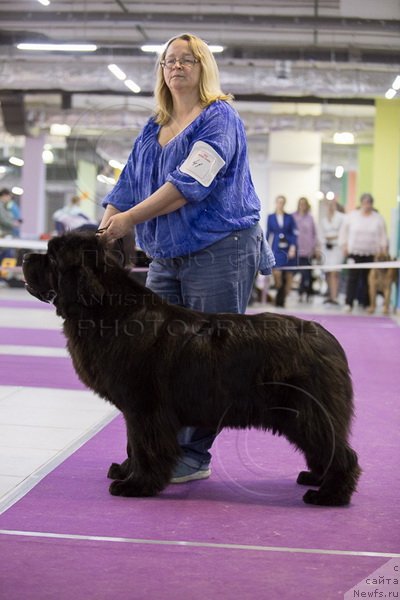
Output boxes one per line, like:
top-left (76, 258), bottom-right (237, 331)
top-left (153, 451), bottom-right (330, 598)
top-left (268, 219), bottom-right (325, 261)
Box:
top-left (179, 141), bottom-right (226, 187)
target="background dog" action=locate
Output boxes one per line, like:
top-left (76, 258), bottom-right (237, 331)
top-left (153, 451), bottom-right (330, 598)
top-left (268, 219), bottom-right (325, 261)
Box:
top-left (23, 232), bottom-right (361, 506)
top-left (367, 253), bottom-right (397, 315)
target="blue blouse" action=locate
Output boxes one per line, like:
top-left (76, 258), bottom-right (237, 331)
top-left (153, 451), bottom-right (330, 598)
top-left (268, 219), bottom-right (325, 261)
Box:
top-left (103, 100), bottom-right (274, 272)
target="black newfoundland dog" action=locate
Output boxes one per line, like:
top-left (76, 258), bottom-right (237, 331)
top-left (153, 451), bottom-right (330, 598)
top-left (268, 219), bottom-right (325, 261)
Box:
top-left (23, 232), bottom-right (361, 506)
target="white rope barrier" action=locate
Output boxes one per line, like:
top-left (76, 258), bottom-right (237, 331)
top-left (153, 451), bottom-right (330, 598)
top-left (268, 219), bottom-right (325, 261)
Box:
top-left (279, 261), bottom-right (400, 271)
top-left (0, 238), bottom-right (151, 277)
top-left (0, 238), bottom-right (399, 272)
top-left (0, 238), bottom-right (48, 250)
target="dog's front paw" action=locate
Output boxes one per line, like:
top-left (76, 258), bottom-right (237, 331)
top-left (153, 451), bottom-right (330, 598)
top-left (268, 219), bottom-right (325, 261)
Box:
top-left (107, 459), bottom-right (130, 480)
top-left (109, 478), bottom-right (157, 497)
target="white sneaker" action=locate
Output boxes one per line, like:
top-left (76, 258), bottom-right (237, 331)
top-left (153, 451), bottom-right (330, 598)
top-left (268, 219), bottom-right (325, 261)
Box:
top-left (170, 461), bottom-right (211, 484)
top-left (344, 304), bottom-right (352, 313)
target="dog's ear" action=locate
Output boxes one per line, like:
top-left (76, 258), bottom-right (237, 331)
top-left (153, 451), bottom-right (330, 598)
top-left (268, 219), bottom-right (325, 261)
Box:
top-left (76, 265), bottom-right (105, 306)
top-left (56, 264), bottom-right (106, 316)
top-left (107, 234), bottom-right (136, 267)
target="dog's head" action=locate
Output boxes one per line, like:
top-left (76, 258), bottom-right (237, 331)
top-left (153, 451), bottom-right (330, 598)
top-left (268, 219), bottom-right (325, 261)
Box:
top-left (22, 232), bottom-right (124, 318)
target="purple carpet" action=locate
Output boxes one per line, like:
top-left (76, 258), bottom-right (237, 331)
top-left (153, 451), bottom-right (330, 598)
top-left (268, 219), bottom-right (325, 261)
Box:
top-left (0, 314), bottom-right (399, 599)
top-left (0, 326), bottom-right (65, 347)
top-left (0, 326), bottom-right (83, 389)
top-left (0, 535), bottom-right (391, 600)
top-left (0, 299), bottom-right (54, 310)
top-left (0, 355), bottom-right (84, 389)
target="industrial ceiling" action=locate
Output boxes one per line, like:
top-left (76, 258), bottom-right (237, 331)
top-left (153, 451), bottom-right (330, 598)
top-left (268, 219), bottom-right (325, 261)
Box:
top-left (0, 0), bottom-right (399, 182)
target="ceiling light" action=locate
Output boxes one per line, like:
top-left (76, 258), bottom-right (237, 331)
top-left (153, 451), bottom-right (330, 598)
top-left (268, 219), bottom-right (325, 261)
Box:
top-left (97, 174), bottom-right (115, 185)
top-left (0, 166), bottom-right (7, 174)
top-left (140, 43), bottom-right (224, 54)
top-left (37, 0), bottom-right (50, 5)
top-left (124, 79), bottom-right (141, 94)
top-left (42, 149), bottom-right (54, 164)
top-left (141, 44), bottom-right (167, 54)
top-left (9, 156), bottom-right (24, 167)
top-left (12, 186), bottom-right (24, 196)
top-left (333, 132), bottom-right (354, 144)
top-left (385, 88), bottom-right (397, 100)
top-left (50, 123), bottom-right (71, 136)
top-left (109, 159), bottom-right (125, 170)
top-left (335, 165), bottom-right (344, 178)
top-left (107, 64), bottom-right (126, 81)
top-left (17, 43), bottom-right (97, 52)
top-left (391, 76), bottom-right (400, 90)
top-left (326, 191), bottom-right (335, 201)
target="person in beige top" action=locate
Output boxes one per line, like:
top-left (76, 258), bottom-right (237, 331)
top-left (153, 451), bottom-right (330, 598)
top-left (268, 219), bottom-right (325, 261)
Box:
top-left (320, 199), bottom-right (345, 305)
top-left (339, 193), bottom-right (388, 312)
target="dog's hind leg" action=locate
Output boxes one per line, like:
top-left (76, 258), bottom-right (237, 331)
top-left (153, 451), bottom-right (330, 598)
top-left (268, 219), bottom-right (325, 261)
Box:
top-left (286, 419), bottom-right (360, 506)
top-left (302, 443), bottom-right (361, 506)
top-left (297, 470), bottom-right (323, 487)
top-left (296, 445), bottom-right (326, 487)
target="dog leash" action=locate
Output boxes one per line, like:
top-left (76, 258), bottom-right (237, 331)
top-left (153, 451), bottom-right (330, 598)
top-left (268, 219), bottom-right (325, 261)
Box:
top-left (96, 227), bottom-right (109, 235)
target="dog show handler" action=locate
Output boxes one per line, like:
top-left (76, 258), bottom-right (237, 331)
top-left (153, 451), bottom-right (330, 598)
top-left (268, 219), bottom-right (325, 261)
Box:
top-left (99, 33), bottom-right (275, 484)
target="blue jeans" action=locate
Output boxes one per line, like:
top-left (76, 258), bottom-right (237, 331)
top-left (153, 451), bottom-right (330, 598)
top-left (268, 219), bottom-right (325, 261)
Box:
top-left (146, 223), bottom-right (264, 466)
top-left (345, 254), bottom-right (374, 307)
top-left (298, 256), bottom-right (313, 296)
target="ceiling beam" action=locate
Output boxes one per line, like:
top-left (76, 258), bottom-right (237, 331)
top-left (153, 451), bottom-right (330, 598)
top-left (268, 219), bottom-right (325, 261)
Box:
top-left (0, 88), bottom-right (376, 105)
top-left (1, 11), bottom-right (399, 32)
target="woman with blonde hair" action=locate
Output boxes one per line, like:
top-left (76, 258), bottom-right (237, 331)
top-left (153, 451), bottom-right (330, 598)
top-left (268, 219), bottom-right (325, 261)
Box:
top-left (99, 33), bottom-right (274, 484)
top-left (319, 198), bottom-right (344, 304)
top-left (293, 196), bottom-right (319, 302)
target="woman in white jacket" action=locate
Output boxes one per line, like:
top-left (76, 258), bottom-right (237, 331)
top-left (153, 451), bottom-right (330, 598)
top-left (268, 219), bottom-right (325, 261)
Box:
top-left (320, 199), bottom-right (344, 305)
top-left (339, 193), bottom-right (388, 312)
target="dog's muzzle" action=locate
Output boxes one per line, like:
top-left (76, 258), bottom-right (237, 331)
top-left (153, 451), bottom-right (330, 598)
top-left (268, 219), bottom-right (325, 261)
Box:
top-left (24, 284), bottom-right (58, 304)
top-left (22, 253), bottom-right (58, 304)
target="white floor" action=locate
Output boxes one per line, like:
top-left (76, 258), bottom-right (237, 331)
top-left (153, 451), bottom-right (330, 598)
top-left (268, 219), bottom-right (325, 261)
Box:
top-left (0, 279), bottom-right (397, 514)
top-left (0, 284), bottom-right (117, 513)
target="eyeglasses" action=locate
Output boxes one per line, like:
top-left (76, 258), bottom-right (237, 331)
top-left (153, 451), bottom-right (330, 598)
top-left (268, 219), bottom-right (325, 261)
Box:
top-left (160, 57), bottom-right (199, 69)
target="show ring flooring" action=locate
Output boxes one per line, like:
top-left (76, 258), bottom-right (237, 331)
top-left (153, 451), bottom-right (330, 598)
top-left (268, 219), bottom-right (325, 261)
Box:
top-left (0, 287), bottom-right (399, 599)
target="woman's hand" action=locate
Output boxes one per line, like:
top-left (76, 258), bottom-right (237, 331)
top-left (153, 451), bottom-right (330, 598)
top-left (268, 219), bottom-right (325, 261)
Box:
top-left (101, 211), bottom-right (135, 242)
top-left (98, 183), bottom-right (187, 242)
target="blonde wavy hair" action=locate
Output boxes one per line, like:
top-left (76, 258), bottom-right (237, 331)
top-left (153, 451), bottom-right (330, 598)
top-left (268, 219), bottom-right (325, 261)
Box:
top-left (154, 33), bottom-right (233, 125)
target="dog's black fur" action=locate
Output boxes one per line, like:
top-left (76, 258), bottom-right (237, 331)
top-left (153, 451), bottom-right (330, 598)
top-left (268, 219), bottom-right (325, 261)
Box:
top-left (23, 232), bottom-right (361, 506)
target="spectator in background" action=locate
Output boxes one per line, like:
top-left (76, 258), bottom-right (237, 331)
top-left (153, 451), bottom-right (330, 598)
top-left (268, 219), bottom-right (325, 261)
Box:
top-left (319, 198), bottom-right (345, 305)
top-left (53, 195), bottom-right (98, 234)
top-left (0, 188), bottom-right (18, 268)
top-left (339, 192), bottom-right (388, 312)
top-left (293, 196), bottom-right (319, 302)
top-left (266, 195), bottom-right (297, 307)
top-left (0, 188), bottom-right (20, 237)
